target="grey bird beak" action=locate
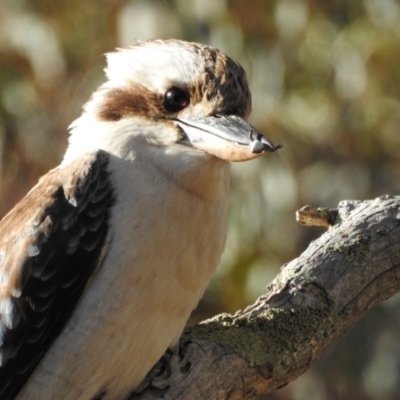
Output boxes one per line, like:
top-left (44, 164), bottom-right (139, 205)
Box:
top-left (175, 114), bottom-right (282, 162)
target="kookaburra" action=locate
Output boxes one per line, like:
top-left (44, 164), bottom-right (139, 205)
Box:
top-left (0, 39), bottom-right (280, 400)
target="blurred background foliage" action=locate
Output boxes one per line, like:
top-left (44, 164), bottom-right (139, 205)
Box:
top-left (1, 0), bottom-right (400, 399)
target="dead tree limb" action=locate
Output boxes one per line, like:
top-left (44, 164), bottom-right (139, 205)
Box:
top-left (130, 195), bottom-right (400, 399)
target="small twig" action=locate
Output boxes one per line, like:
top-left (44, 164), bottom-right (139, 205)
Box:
top-left (296, 205), bottom-right (339, 228)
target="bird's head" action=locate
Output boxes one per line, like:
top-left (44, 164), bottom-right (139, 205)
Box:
top-left (65, 39), bottom-right (281, 164)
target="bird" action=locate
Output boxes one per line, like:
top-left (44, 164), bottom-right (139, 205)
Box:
top-left (0, 39), bottom-right (281, 400)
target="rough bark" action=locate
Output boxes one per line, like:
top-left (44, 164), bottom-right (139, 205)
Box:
top-left (130, 195), bottom-right (400, 399)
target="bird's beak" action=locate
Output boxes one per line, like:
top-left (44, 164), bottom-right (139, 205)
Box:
top-left (174, 114), bottom-right (281, 162)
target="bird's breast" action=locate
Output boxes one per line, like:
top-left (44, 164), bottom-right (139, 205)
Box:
top-left (18, 151), bottom-right (230, 400)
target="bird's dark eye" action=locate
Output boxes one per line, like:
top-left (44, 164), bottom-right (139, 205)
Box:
top-left (164, 87), bottom-right (190, 112)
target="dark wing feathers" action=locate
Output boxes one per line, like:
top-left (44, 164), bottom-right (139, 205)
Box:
top-left (0, 150), bottom-right (114, 400)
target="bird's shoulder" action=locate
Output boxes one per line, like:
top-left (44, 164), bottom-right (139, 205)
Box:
top-left (0, 149), bottom-right (115, 399)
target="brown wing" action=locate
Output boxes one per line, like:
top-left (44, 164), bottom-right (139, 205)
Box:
top-left (0, 150), bottom-right (114, 399)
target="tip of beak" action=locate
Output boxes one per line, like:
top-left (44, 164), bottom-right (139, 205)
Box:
top-left (250, 138), bottom-right (283, 154)
top-left (266, 143), bottom-right (283, 153)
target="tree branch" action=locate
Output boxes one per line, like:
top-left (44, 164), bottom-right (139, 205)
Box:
top-left (130, 195), bottom-right (400, 399)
